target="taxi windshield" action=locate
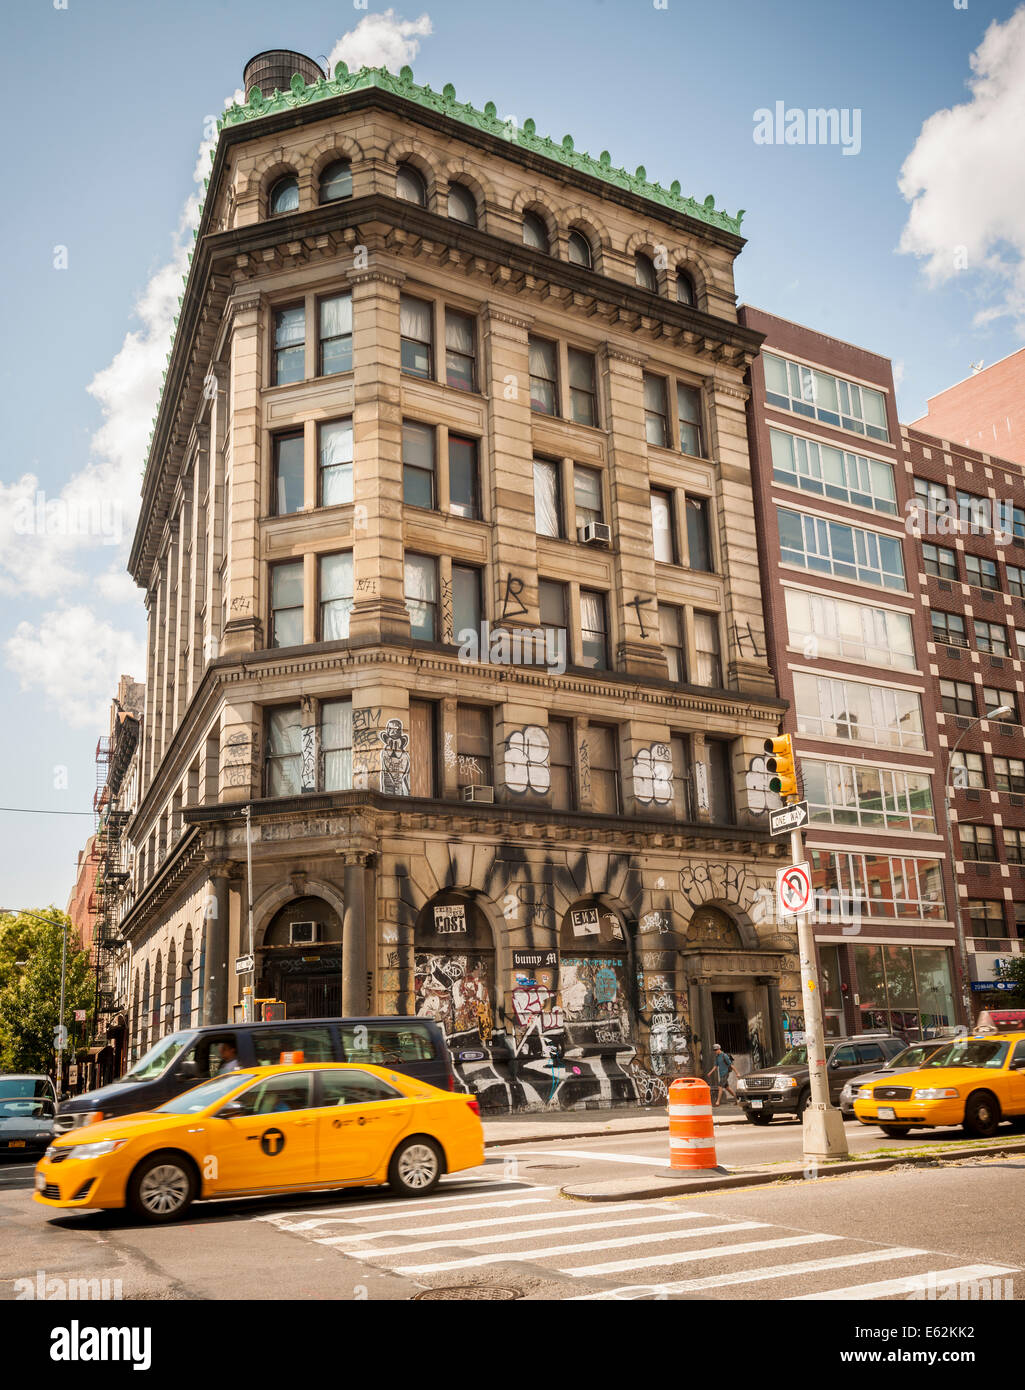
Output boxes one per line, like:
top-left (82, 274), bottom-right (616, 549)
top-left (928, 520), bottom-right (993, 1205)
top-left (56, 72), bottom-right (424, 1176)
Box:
top-left (887, 1045), bottom-right (932, 1070)
top-left (123, 1032), bottom-right (192, 1081)
top-left (924, 1040), bottom-right (1009, 1069)
top-left (156, 1074), bottom-right (255, 1115)
top-left (776, 1045), bottom-right (807, 1066)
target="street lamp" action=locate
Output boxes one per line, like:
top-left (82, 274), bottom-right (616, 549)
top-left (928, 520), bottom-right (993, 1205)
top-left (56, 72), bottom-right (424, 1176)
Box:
top-left (0, 908), bottom-right (70, 1095)
top-left (943, 706), bottom-right (1013, 1030)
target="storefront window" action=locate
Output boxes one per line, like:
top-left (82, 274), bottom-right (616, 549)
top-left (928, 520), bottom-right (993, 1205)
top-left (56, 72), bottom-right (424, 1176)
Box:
top-left (854, 944), bottom-right (955, 1038)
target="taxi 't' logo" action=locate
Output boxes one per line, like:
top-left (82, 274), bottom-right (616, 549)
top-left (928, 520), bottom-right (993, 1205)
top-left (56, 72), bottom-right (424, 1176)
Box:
top-left (260, 1128), bottom-right (286, 1156)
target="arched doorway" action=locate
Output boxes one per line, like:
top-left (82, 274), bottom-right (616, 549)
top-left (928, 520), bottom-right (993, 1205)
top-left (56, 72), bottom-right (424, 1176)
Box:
top-left (413, 892), bottom-right (495, 1051)
top-left (684, 905), bottom-right (775, 1077)
top-left (257, 895), bottom-right (342, 1019)
top-left (180, 927), bottom-right (194, 1029)
top-left (164, 943), bottom-right (177, 1034)
top-left (559, 900), bottom-right (633, 1049)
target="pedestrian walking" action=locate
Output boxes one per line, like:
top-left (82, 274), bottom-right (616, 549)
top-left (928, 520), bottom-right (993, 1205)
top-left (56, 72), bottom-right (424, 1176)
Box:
top-left (705, 1043), bottom-right (737, 1106)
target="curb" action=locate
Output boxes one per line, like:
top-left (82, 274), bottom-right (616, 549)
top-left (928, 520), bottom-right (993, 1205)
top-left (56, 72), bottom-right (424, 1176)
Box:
top-left (560, 1137), bottom-right (1025, 1201)
top-left (484, 1115), bottom-right (747, 1148)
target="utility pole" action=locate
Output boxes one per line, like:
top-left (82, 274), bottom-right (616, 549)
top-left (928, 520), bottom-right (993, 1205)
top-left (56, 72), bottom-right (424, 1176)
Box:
top-left (243, 803), bottom-right (255, 1023)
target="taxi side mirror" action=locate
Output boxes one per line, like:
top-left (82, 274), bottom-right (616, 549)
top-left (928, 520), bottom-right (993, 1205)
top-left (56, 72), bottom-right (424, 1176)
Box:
top-left (215, 1100), bottom-right (247, 1118)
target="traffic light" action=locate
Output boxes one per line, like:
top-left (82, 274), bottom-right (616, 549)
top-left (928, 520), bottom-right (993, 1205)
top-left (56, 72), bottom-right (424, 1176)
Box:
top-left (764, 734), bottom-right (799, 801)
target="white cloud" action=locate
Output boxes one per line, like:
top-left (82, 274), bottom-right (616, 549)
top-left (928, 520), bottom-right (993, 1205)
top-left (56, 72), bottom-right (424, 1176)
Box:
top-left (94, 569), bottom-right (142, 605)
top-left (6, 607), bottom-right (145, 730)
top-left (327, 9), bottom-right (432, 74)
top-left (898, 6), bottom-right (1025, 330)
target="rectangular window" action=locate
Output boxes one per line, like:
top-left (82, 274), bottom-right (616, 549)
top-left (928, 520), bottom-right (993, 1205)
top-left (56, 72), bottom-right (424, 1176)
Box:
top-left (965, 553), bottom-right (999, 590)
top-left (318, 293), bottom-right (352, 376)
top-left (960, 824), bottom-right (996, 862)
top-left (587, 724), bottom-right (620, 814)
top-left (931, 610), bottom-right (967, 647)
top-left (694, 612), bottom-right (722, 687)
top-left (404, 553), bottom-right (438, 640)
top-left (812, 852), bottom-right (946, 921)
top-left (319, 552), bottom-right (353, 640)
top-left (273, 305), bottom-right (305, 385)
top-left (793, 672), bottom-right (925, 750)
top-left (915, 477), bottom-right (948, 509)
top-left (445, 309), bottom-right (476, 392)
top-left (320, 698), bottom-right (352, 791)
top-left (451, 564), bottom-right (481, 641)
top-left (778, 508), bottom-right (905, 589)
top-left (574, 466), bottom-right (603, 532)
top-left (763, 352), bottom-right (889, 441)
top-left (950, 750), bottom-right (985, 789)
top-left (408, 699), bottom-right (437, 798)
top-left (568, 348), bottom-right (598, 427)
top-left (1005, 829), bottom-right (1025, 865)
top-left (974, 619), bottom-right (1009, 657)
top-left (533, 458), bottom-right (562, 537)
top-left (448, 435), bottom-right (480, 519)
top-left (643, 373), bottom-right (669, 447)
top-left (993, 757), bottom-right (1025, 793)
top-left (981, 687), bottom-right (1017, 721)
top-left (769, 428), bottom-right (896, 515)
top-left (539, 579), bottom-right (569, 659)
top-left (939, 679), bottom-right (975, 716)
top-left (966, 900), bottom-right (1008, 949)
top-left (1008, 564), bottom-right (1025, 597)
top-left (686, 496), bottom-right (713, 571)
top-left (922, 544), bottom-right (957, 580)
top-left (402, 420), bottom-right (436, 509)
top-left (265, 705), bottom-right (301, 796)
top-left (272, 432), bottom-right (304, 515)
top-left (671, 733), bottom-right (694, 820)
top-left (784, 589), bottom-right (915, 670)
top-left (456, 705), bottom-right (492, 788)
top-left (548, 717), bottom-right (575, 810)
top-left (529, 336), bottom-right (558, 415)
top-left (659, 604), bottom-right (686, 682)
top-left (270, 561), bottom-right (303, 648)
top-left (706, 739), bottom-right (734, 824)
top-left (956, 490), bottom-right (989, 530)
top-left (803, 759), bottom-right (936, 832)
top-left (677, 383), bottom-right (705, 457)
top-left (400, 296), bottom-right (433, 378)
top-left (579, 589), bottom-right (609, 669)
top-left (319, 419), bottom-right (353, 506)
top-left (650, 489), bottom-right (676, 564)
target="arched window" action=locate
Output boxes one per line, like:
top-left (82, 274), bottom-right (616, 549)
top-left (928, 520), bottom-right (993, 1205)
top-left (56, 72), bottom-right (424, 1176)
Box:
top-left (676, 268), bottom-right (696, 306)
top-left (180, 927), bottom-right (193, 1030)
top-left (635, 252), bottom-right (658, 292)
top-left (567, 229), bottom-right (593, 268)
top-left (319, 159), bottom-right (352, 204)
top-left (396, 162), bottom-right (427, 207)
top-left (522, 210), bottom-right (550, 254)
top-left (164, 943), bottom-right (177, 1034)
top-left (269, 174), bottom-right (299, 216)
top-left (447, 181), bottom-right (477, 226)
top-left (559, 902), bottom-right (634, 1048)
top-left (414, 893), bottom-right (495, 1051)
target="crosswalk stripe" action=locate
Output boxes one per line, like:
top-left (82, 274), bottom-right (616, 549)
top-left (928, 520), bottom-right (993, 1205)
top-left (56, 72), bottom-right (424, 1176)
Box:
top-left (789, 1264), bottom-right (1019, 1301)
top-left (566, 1246), bottom-right (932, 1299)
top-left (320, 1208), bottom-right (718, 1257)
top-left (258, 1186), bottom-right (554, 1228)
top-left (391, 1221), bottom-right (770, 1274)
top-left (314, 1200), bottom-right (664, 1243)
top-left (569, 1232), bottom-right (838, 1277)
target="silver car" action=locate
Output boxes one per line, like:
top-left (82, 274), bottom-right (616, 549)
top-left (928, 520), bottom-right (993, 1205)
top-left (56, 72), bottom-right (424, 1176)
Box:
top-left (0, 1075), bottom-right (57, 1156)
top-left (838, 1042), bottom-right (949, 1116)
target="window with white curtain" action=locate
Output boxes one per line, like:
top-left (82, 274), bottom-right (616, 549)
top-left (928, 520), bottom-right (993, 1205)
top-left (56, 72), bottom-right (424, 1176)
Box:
top-left (318, 293), bottom-right (352, 376)
top-left (320, 698), bottom-right (352, 791)
top-left (319, 552), bottom-right (353, 640)
top-left (529, 337), bottom-right (558, 415)
top-left (270, 562), bottom-right (303, 648)
top-left (404, 553), bottom-right (438, 640)
top-left (319, 419), bottom-right (353, 506)
top-left (533, 458), bottom-right (561, 537)
top-left (266, 705), bottom-right (302, 796)
top-left (694, 612), bottom-right (722, 687)
top-left (400, 296), bottom-right (433, 378)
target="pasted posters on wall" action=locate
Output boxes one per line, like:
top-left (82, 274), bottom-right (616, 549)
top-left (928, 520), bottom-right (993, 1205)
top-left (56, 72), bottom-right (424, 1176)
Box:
top-left (414, 952), bottom-right (493, 1043)
top-left (433, 903), bottom-right (467, 934)
top-left (561, 957), bottom-right (631, 1045)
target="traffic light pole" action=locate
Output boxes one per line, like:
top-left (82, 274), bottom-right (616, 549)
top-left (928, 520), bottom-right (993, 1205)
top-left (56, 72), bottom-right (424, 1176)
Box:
top-left (790, 823), bottom-right (849, 1162)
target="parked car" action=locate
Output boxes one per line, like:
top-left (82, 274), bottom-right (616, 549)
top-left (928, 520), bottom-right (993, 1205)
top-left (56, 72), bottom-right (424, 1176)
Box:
top-left (0, 1075), bottom-right (58, 1156)
top-left (37, 1062), bottom-right (484, 1222)
top-left (838, 1041), bottom-right (949, 1116)
top-left (55, 1017), bottom-right (454, 1134)
top-left (736, 1034), bottom-right (906, 1123)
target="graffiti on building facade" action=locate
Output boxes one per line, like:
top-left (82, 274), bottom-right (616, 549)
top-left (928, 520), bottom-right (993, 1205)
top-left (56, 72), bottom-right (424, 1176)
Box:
top-left (632, 743), bottom-right (674, 806)
top-left (504, 725), bottom-right (551, 795)
top-left (380, 718), bottom-right (410, 795)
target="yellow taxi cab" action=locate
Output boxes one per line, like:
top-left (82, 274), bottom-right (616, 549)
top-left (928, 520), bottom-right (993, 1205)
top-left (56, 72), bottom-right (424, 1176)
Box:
top-left (852, 1030), bottom-right (1025, 1138)
top-left (34, 1061), bottom-right (484, 1223)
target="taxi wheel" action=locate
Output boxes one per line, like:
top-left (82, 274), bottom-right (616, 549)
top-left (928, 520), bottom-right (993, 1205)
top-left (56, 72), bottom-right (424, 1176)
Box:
top-left (388, 1137), bottom-right (443, 1197)
top-left (879, 1125), bottom-right (912, 1137)
top-left (128, 1151), bottom-right (197, 1223)
top-left (963, 1092), bottom-right (1000, 1139)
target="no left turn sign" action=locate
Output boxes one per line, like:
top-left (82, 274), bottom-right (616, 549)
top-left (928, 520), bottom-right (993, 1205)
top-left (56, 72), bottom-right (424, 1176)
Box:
top-left (776, 861), bottom-right (812, 918)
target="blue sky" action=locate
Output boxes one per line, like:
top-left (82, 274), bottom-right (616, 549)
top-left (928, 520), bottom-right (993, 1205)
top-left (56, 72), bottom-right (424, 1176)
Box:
top-left (2, 0), bottom-right (1023, 911)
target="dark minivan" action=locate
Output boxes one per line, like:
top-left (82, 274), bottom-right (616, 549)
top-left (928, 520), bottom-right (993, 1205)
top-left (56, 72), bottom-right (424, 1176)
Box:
top-left (55, 1017), bottom-right (453, 1134)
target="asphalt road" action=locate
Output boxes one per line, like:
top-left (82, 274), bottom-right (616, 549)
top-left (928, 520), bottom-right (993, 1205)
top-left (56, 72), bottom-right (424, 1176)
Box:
top-left (1, 1125), bottom-right (1022, 1302)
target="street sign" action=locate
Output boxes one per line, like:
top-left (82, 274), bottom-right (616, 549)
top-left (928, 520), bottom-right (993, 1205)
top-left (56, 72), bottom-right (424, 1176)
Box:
top-left (234, 953), bottom-right (255, 975)
top-left (776, 861), bottom-right (813, 918)
top-left (53, 1024), bottom-right (68, 1049)
top-left (769, 800), bottom-right (809, 836)
top-left (73, 1009), bottom-right (87, 1022)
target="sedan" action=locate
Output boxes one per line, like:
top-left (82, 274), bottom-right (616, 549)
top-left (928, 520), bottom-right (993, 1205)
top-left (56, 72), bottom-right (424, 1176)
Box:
top-left (838, 1042), bottom-right (948, 1117)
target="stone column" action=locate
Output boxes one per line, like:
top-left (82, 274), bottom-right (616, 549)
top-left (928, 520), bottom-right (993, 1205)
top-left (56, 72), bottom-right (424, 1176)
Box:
top-left (221, 293), bottom-right (263, 653)
top-left (202, 864), bottom-right (232, 1025)
top-left (341, 851), bottom-right (372, 1015)
top-left (695, 976), bottom-right (715, 1080)
top-left (761, 974), bottom-right (786, 1061)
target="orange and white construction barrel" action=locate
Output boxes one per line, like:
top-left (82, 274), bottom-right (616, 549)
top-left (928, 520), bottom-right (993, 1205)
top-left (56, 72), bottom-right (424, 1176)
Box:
top-left (668, 1077), bottom-right (719, 1171)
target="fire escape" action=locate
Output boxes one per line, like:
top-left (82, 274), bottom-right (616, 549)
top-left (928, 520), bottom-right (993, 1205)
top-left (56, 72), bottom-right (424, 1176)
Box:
top-left (90, 720), bottom-right (138, 1033)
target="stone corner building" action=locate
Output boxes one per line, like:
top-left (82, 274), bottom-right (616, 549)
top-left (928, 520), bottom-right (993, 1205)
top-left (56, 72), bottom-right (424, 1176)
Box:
top-left (122, 50), bottom-right (791, 1110)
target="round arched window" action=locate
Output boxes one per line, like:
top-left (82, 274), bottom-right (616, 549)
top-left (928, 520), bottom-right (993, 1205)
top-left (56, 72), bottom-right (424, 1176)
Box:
top-left (522, 210), bottom-right (549, 253)
top-left (447, 181), bottom-right (477, 226)
top-left (319, 160), bottom-right (352, 204)
top-left (567, 229), bottom-right (593, 268)
top-left (635, 252), bottom-right (658, 292)
top-left (269, 175), bottom-right (299, 216)
top-left (396, 162), bottom-right (427, 206)
top-left (676, 268), bottom-right (696, 306)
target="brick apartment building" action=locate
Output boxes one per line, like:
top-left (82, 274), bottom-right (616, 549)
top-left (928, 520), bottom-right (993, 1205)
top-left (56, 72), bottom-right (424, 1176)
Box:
top-left (911, 347), bottom-right (1025, 468)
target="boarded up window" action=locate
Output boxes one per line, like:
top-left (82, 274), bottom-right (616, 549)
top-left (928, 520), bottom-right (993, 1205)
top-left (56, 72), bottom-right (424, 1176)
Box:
top-left (408, 700), bottom-right (436, 798)
top-left (587, 724), bottom-right (620, 813)
top-left (457, 704), bottom-right (492, 787)
top-left (549, 717), bottom-right (574, 810)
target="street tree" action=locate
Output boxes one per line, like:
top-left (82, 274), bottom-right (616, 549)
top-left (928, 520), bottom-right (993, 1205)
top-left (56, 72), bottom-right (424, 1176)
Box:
top-left (0, 909), bottom-right (94, 1074)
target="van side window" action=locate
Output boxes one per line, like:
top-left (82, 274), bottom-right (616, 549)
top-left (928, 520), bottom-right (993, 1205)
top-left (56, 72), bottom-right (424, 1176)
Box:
top-left (830, 1045), bottom-right (857, 1066)
top-left (250, 1027), bottom-right (335, 1066)
top-left (340, 1024), bottom-right (437, 1066)
top-left (179, 1034), bottom-right (240, 1080)
top-left (318, 1071), bottom-right (403, 1106)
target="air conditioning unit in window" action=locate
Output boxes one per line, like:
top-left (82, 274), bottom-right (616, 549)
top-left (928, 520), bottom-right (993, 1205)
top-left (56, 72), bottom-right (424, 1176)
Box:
top-left (289, 920), bottom-right (320, 945)
top-left (463, 785), bottom-right (495, 804)
top-left (578, 521), bottom-right (612, 546)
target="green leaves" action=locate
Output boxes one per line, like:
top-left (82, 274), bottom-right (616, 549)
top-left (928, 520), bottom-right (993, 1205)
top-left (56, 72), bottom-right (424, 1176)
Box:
top-left (0, 910), bottom-right (94, 1073)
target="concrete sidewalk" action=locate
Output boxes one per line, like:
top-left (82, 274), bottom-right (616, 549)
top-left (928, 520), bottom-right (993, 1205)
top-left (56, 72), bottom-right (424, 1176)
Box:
top-left (483, 1102), bottom-right (748, 1147)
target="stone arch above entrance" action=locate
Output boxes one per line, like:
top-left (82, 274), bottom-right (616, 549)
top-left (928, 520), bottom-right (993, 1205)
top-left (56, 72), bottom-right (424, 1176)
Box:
top-left (257, 894), bottom-right (342, 1019)
top-left (684, 902), bottom-right (759, 951)
top-left (413, 890), bottom-right (496, 1051)
top-left (559, 899), bottom-right (633, 1052)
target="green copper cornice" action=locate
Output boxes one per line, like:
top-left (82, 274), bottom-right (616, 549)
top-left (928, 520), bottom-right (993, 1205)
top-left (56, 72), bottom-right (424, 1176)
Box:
top-left (219, 63), bottom-right (745, 236)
